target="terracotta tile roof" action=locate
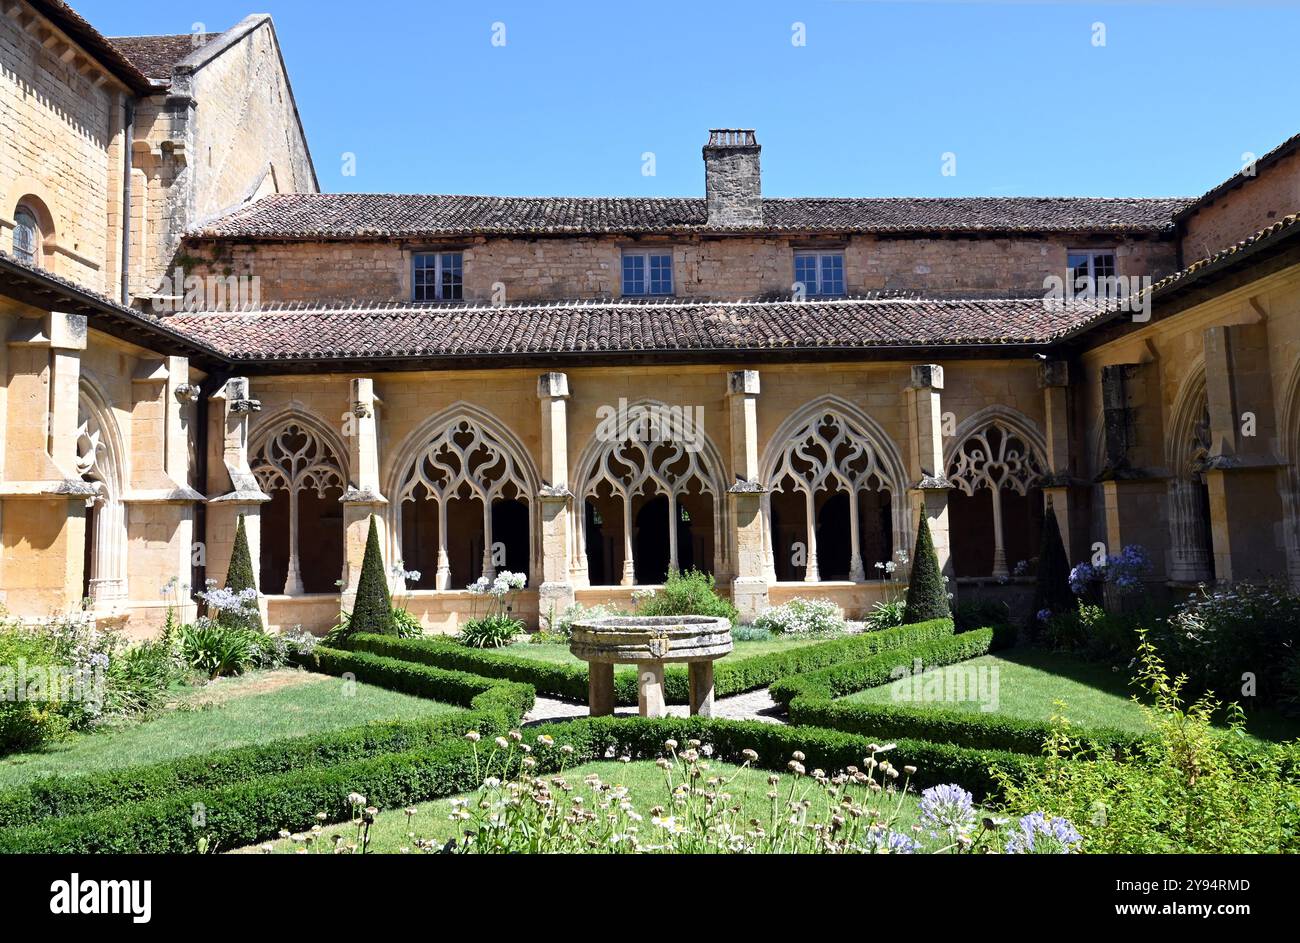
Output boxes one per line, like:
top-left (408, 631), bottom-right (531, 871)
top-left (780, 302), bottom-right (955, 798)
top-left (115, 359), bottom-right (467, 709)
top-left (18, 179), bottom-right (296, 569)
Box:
top-left (191, 193), bottom-right (1192, 240)
top-left (163, 296), bottom-right (1104, 363)
top-left (108, 33), bottom-right (214, 81)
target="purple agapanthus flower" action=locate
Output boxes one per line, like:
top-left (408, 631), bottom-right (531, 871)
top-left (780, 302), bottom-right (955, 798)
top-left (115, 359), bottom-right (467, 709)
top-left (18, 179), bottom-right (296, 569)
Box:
top-left (919, 784), bottom-right (976, 840)
top-left (1004, 811), bottom-right (1083, 854)
top-left (862, 828), bottom-right (920, 854)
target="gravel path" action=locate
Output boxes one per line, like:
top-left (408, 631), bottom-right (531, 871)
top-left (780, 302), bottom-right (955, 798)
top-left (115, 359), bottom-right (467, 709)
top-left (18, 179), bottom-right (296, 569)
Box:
top-left (523, 687), bottom-right (787, 726)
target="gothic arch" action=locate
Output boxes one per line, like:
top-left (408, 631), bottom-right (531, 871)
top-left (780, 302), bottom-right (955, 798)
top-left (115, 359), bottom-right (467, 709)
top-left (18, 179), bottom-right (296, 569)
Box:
top-left (1164, 364), bottom-right (1214, 582)
top-left (386, 403), bottom-right (541, 591)
top-left (572, 398), bottom-right (730, 586)
top-left (943, 405), bottom-right (1048, 579)
top-left (759, 395), bottom-right (909, 583)
top-left (249, 406), bottom-right (349, 594)
top-left (77, 378), bottom-right (127, 605)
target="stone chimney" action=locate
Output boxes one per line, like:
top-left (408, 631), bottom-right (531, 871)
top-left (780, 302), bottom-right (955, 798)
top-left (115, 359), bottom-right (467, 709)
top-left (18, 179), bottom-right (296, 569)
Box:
top-left (703, 129), bottom-right (762, 226)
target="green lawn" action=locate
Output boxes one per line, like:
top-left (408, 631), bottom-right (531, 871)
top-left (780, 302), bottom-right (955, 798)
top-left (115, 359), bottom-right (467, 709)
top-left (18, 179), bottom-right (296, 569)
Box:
top-left (505, 635), bottom-right (830, 667)
top-left (841, 648), bottom-right (1300, 744)
top-left (0, 669), bottom-right (459, 788)
top-left (237, 758), bottom-right (947, 854)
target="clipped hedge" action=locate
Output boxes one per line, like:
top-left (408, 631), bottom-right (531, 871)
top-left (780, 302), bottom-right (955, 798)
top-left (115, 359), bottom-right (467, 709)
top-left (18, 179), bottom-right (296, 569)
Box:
top-left (770, 623), bottom-right (1155, 757)
top-left (300, 646), bottom-right (535, 720)
top-left (770, 627), bottom-right (1000, 707)
top-left (347, 618), bottom-right (957, 705)
top-left (0, 714), bottom-right (1036, 853)
top-left (0, 654), bottom-right (534, 830)
top-left (0, 711), bottom-right (498, 831)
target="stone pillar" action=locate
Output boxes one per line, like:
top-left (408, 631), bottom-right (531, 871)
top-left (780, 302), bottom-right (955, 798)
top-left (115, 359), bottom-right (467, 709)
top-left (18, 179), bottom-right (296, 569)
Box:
top-left (205, 378), bottom-right (269, 605)
top-left (689, 661), bottom-right (716, 717)
top-left (725, 369), bottom-right (768, 621)
top-left (588, 662), bottom-right (615, 717)
top-left (1039, 359), bottom-right (1082, 561)
top-left (1201, 324), bottom-right (1286, 582)
top-left (1097, 362), bottom-right (1169, 578)
top-left (905, 364), bottom-right (952, 578)
top-left (537, 372), bottom-right (575, 623)
top-left (0, 313), bottom-right (95, 616)
top-left (124, 357), bottom-right (203, 620)
top-left (341, 378), bottom-right (388, 596)
top-left (638, 662), bottom-right (667, 718)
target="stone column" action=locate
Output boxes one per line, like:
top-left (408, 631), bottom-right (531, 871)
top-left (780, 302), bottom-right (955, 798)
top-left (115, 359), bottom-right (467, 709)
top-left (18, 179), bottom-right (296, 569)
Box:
top-left (1201, 324), bottom-right (1286, 582)
top-left (0, 313), bottom-right (96, 616)
top-left (905, 364), bottom-right (952, 578)
top-left (537, 372), bottom-right (575, 621)
top-left (638, 662), bottom-right (667, 718)
top-left (725, 369), bottom-right (768, 621)
top-left (341, 378), bottom-right (388, 596)
top-left (1039, 359), bottom-right (1081, 561)
top-left (1096, 362), bottom-right (1169, 579)
top-left (205, 378), bottom-right (269, 607)
top-left (124, 357), bottom-right (203, 620)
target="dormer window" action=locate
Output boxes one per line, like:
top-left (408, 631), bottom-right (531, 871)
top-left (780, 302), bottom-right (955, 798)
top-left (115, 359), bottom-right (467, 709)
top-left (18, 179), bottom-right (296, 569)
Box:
top-left (794, 250), bottom-right (845, 297)
top-left (622, 249), bottom-right (674, 296)
top-left (12, 206), bottom-right (39, 265)
top-left (413, 251), bottom-right (463, 301)
top-left (1067, 249), bottom-right (1116, 288)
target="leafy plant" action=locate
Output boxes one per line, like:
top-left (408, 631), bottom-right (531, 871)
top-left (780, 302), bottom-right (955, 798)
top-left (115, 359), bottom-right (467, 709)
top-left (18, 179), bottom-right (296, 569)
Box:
top-left (181, 621), bottom-right (255, 679)
top-left (636, 568), bottom-right (738, 624)
top-left (864, 597), bottom-right (906, 631)
top-left (903, 513), bottom-right (950, 624)
top-left (458, 615), bottom-right (521, 649)
top-left (995, 631), bottom-right (1300, 853)
top-left (753, 597), bottom-right (845, 636)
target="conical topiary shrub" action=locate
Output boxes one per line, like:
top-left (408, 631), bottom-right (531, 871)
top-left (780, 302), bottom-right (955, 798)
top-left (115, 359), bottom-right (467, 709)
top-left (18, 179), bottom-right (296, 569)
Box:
top-left (1031, 502), bottom-right (1073, 634)
top-left (222, 514), bottom-right (263, 631)
top-left (349, 515), bottom-right (393, 635)
top-left (903, 511), bottom-right (951, 624)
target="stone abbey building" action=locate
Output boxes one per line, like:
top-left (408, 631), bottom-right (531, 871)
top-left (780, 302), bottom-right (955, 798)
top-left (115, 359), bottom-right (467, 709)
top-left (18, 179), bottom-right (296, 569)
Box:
top-left (3, 0), bottom-right (1300, 636)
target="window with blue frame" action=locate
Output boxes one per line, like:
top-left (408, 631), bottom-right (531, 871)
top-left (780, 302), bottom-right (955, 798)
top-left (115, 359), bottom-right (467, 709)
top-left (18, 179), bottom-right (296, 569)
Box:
top-left (622, 249), bottom-right (674, 296)
top-left (793, 250), bottom-right (846, 297)
top-left (413, 252), bottom-right (463, 301)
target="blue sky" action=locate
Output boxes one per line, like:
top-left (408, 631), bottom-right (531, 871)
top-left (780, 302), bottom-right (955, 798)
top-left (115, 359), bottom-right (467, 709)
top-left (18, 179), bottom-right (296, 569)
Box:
top-left (79, 0), bottom-right (1299, 199)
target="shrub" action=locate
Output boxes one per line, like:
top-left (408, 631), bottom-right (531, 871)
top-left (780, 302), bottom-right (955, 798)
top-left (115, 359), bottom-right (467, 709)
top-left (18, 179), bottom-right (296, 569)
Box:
top-left (0, 713), bottom-right (1035, 852)
top-left (543, 602), bottom-right (620, 639)
top-left (995, 633), bottom-right (1300, 853)
top-left (903, 514), bottom-right (950, 624)
top-left (0, 627), bottom-right (72, 753)
top-left (1031, 506), bottom-right (1072, 636)
top-left (350, 516), bottom-right (393, 636)
top-left (219, 516), bottom-right (262, 632)
top-left (327, 603), bottom-right (422, 646)
top-left (637, 568), bottom-right (739, 625)
top-left (954, 598), bottom-right (1010, 634)
top-left (731, 624), bottom-right (773, 642)
top-left (458, 615), bottom-right (521, 649)
top-left (752, 597), bottom-right (844, 636)
top-left (346, 618), bottom-right (954, 706)
top-left (1041, 601), bottom-right (1140, 661)
top-left (1150, 582), bottom-right (1300, 708)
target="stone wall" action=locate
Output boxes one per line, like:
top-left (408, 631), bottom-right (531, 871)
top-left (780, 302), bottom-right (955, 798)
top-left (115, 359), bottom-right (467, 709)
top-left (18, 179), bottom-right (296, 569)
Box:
top-left (0, 8), bottom-right (124, 297)
top-left (179, 232), bottom-right (1181, 306)
top-left (1180, 148), bottom-right (1300, 262)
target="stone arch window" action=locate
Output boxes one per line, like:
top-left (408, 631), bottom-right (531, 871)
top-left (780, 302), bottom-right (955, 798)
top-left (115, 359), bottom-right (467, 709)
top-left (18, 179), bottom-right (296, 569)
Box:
top-left (77, 386), bottom-right (126, 605)
top-left (946, 413), bottom-right (1047, 579)
top-left (764, 407), bottom-right (901, 583)
top-left (576, 407), bottom-right (722, 587)
top-left (395, 414), bottom-right (534, 590)
top-left (12, 205), bottom-right (39, 265)
top-left (1166, 369), bottom-right (1215, 583)
top-left (251, 418), bottom-right (347, 594)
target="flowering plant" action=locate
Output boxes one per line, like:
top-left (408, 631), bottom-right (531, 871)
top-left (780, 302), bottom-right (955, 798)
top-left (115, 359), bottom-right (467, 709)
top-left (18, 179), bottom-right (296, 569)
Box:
top-left (1069, 545), bottom-right (1151, 596)
top-left (754, 598), bottom-right (845, 636)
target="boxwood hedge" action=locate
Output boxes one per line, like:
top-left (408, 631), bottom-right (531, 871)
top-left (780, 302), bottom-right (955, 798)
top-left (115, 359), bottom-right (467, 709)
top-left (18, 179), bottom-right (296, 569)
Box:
top-left (0, 714), bottom-right (1036, 853)
top-left (0, 656), bottom-right (533, 830)
top-left (346, 618), bottom-right (957, 705)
